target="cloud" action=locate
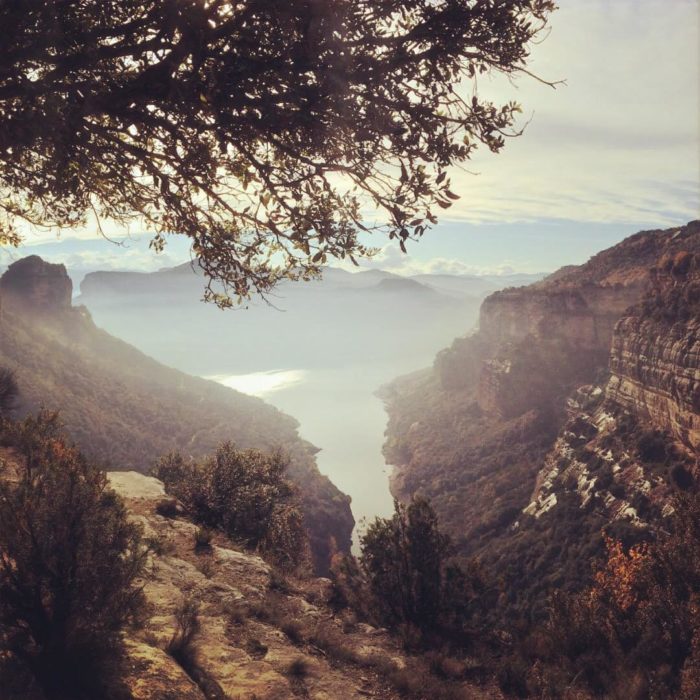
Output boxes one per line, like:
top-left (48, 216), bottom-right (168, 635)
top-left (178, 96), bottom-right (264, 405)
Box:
top-left (0, 234), bottom-right (191, 274)
top-left (336, 243), bottom-right (523, 277)
top-left (441, 0), bottom-right (699, 226)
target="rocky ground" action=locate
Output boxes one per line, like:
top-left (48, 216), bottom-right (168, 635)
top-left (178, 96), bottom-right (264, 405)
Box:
top-left (108, 471), bottom-right (501, 700)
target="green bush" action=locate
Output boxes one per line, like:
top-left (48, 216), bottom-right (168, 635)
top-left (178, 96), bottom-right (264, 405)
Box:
top-left (154, 443), bottom-right (309, 570)
top-left (358, 496), bottom-right (490, 648)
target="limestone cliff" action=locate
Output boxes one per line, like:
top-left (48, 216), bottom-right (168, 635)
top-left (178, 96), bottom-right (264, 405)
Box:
top-left (0, 256), bottom-right (73, 311)
top-left (525, 250), bottom-right (700, 528)
top-left (382, 221), bottom-right (700, 618)
top-left (606, 253), bottom-right (700, 450)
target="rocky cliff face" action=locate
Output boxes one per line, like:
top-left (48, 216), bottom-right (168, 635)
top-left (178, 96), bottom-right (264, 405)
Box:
top-left (523, 250), bottom-right (700, 542)
top-left (0, 257), bottom-right (354, 573)
top-left (382, 221), bottom-right (700, 618)
top-left (0, 255), bottom-right (72, 311)
top-left (606, 254), bottom-right (700, 451)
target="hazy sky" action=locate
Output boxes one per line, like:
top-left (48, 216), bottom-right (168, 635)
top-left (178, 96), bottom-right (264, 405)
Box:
top-left (4, 0), bottom-right (699, 277)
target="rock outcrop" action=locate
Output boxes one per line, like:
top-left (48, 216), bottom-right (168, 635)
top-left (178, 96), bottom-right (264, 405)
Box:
top-left (0, 255), bottom-right (72, 311)
top-left (107, 471), bottom-right (401, 700)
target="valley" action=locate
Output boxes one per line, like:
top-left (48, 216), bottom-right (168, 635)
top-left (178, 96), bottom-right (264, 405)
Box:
top-left (77, 263), bottom-right (541, 542)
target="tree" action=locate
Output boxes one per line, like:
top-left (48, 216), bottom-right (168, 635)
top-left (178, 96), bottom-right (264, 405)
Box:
top-left (536, 494), bottom-right (700, 698)
top-left (0, 412), bottom-right (148, 697)
top-left (0, 0), bottom-right (555, 304)
top-left (359, 496), bottom-right (487, 646)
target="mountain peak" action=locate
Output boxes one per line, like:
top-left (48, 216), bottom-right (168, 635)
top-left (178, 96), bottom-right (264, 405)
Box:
top-left (0, 255), bottom-right (72, 312)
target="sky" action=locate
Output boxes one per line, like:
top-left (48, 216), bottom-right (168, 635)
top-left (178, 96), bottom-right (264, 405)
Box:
top-left (3, 0), bottom-right (699, 278)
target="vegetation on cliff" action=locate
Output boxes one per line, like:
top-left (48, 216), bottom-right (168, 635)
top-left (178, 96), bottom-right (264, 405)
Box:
top-left (382, 222), bottom-right (700, 625)
top-left (154, 444), bottom-right (309, 572)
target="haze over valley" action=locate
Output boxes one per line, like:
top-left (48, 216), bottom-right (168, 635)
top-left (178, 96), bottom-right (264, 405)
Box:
top-left (77, 263), bottom-right (544, 537)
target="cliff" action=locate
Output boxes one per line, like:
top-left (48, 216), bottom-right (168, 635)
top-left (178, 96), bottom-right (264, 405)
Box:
top-left (606, 252), bottom-right (700, 450)
top-left (0, 257), bottom-right (353, 573)
top-left (382, 221), bottom-right (700, 618)
top-left (0, 256), bottom-right (73, 311)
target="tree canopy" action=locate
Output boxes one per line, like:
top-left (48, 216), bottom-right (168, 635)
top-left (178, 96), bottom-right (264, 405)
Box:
top-left (0, 0), bottom-right (555, 304)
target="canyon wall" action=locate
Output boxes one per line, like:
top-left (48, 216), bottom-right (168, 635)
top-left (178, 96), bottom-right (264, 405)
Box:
top-left (382, 221), bottom-right (700, 618)
top-left (606, 256), bottom-right (700, 451)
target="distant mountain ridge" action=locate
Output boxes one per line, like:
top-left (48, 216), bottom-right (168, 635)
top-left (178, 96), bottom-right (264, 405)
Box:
top-left (78, 262), bottom-right (546, 301)
top-left (0, 256), bottom-right (353, 572)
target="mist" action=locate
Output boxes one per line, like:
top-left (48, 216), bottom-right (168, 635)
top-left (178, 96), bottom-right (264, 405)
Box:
top-left (77, 263), bottom-right (543, 541)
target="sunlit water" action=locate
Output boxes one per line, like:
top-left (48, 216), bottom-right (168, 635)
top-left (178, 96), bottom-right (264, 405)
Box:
top-left (209, 369), bottom-right (307, 396)
top-left (80, 277), bottom-right (484, 549)
top-left (210, 364), bottom-right (398, 549)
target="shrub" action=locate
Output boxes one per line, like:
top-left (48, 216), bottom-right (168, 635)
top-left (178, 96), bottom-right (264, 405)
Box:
top-left (154, 443), bottom-right (309, 570)
top-left (496, 657), bottom-right (530, 698)
top-left (194, 526), bottom-right (213, 550)
top-left (167, 598), bottom-right (226, 700)
top-left (637, 430), bottom-right (667, 463)
top-left (386, 660), bottom-right (465, 700)
top-left (281, 618), bottom-right (306, 645)
top-left (0, 412), bottom-right (148, 696)
top-left (535, 494), bottom-right (700, 698)
top-left (155, 497), bottom-right (180, 518)
top-left (0, 367), bottom-right (18, 417)
top-left (360, 497), bottom-right (449, 632)
top-left (167, 598), bottom-right (201, 674)
top-left (671, 463), bottom-right (694, 490)
top-left (286, 657), bottom-right (310, 679)
top-left (308, 624), bottom-right (359, 664)
top-left (245, 637), bottom-right (268, 659)
top-left (359, 496), bottom-right (488, 647)
top-left (227, 602), bottom-right (249, 626)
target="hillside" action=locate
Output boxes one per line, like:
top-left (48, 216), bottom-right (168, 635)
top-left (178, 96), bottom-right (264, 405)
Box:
top-left (382, 221), bottom-right (700, 618)
top-left (0, 256), bottom-right (353, 572)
